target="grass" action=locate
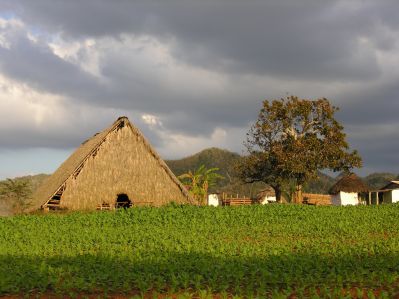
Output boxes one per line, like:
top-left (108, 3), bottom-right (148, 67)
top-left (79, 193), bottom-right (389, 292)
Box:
top-left (1, 204), bottom-right (399, 297)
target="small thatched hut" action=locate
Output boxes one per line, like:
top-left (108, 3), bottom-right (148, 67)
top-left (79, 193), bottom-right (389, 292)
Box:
top-left (329, 173), bottom-right (369, 206)
top-left (30, 116), bottom-right (193, 211)
top-left (256, 186), bottom-right (277, 204)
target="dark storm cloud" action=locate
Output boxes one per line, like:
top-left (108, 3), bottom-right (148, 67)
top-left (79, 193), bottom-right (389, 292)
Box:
top-left (346, 127), bottom-right (399, 175)
top-left (0, 25), bottom-right (260, 139)
top-left (336, 79), bottom-right (399, 126)
top-left (2, 0), bottom-right (394, 80)
top-left (0, 0), bottom-right (399, 174)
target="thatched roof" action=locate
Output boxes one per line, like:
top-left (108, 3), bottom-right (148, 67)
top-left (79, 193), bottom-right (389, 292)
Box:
top-left (30, 117), bottom-right (193, 210)
top-left (256, 186), bottom-right (275, 200)
top-left (329, 173), bottom-right (369, 194)
top-left (254, 186), bottom-right (288, 203)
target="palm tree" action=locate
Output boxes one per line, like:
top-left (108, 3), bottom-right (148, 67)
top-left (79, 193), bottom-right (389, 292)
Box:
top-left (178, 165), bottom-right (224, 205)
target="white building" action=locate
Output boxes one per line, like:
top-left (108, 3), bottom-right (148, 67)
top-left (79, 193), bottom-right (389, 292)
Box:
top-left (207, 194), bottom-right (220, 206)
top-left (329, 173), bottom-right (369, 206)
top-left (379, 181), bottom-right (399, 204)
top-left (331, 192), bottom-right (359, 206)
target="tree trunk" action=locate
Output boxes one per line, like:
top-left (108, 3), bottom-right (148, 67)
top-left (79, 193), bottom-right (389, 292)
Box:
top-left (203, 181), bottom-right (209, 206)
top-left (295, 184), bottom-right (303, 204)
top-left (273, 186), bottom-right (282, 203)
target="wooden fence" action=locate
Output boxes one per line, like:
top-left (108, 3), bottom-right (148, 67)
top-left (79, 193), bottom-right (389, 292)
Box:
top-left (302, 193), bottom-right (332, 206)
top-left (220, 193), bottom-right (253, 206)
top-left (216, 192), bottom-right (332, 206)
top-left (221, 198), bottom-right (253, 206)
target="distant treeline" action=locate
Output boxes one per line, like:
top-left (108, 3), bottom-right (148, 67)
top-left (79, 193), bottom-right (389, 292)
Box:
top-left (166, 147), bottom-right (398, 196)
top-left (0, 148), bottom-right (398, 209)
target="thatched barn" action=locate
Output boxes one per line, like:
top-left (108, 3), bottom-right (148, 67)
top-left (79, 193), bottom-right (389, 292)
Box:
top-left (30, 117), bottom-right (193, 211)
top-left (329, 173), bottom-right (369, 206)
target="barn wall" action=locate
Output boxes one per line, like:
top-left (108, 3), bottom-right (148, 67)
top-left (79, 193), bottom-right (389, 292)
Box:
top-left (60, 125), bottom-right (188, 210)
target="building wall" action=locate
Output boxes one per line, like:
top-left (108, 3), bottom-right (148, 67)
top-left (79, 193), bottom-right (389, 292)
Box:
top-left (392, 190), bottom-right (399, 203)
top-left (340, 192), bottom-right (359, 206)
top-left (331, 192), bottom-right (359, 206)
top-left (260, 196), bottom-right (276, 204)
top-left (60, 125), bottom-right (189, 210)
top-left (207, 194), bottom-right (219, 206)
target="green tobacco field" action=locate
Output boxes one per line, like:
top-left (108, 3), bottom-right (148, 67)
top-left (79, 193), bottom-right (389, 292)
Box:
top-left (1, 204), bottom-right (399, 298)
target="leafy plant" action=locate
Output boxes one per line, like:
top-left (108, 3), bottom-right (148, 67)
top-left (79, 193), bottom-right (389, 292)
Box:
top-left (178, 165), bottom-right (224, 204)
top-left (1, 204), bottom-right (399, 297)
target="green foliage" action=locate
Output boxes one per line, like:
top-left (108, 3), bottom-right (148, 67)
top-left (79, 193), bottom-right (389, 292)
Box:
top-left (178, 165), bottom-right (224, 204)
top-left (0, 174), bottom-right (49, 191)
top-left (0, 178), bottom-right (32, 214)
top-left (167, 148), bottom-right (269, 198)
top-left (1, 205), bottom-right (399, 297)
top-left (363, 172), bottom-right (398, 190)
top-left (167, 148), bottom-right (239, 191)
top-left (166, 148), bottom-right (398, 197)
top-left (240, 96), bottom-right (362, 202)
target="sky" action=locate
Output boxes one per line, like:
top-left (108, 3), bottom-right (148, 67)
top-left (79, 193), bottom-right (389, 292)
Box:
top-left (0, 0), bottom-right (398, 179)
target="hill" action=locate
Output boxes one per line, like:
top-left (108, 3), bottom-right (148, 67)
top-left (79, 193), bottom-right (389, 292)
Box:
top-left (166, 147), bottom-right (240, 179)
top-left (304, 172), bottom-right (336, 194)
top-left (363, 172), bottom-right (399, 190)
top-left (165, 147), bottom-right (249, 195)
top-left (166, 148), bottom-right (399, 197)
top-left (166, 148), bottom-right (337, 197)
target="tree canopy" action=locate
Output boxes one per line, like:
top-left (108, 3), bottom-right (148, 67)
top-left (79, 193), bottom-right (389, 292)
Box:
top-left (239, 96), bottom-right (362, 203)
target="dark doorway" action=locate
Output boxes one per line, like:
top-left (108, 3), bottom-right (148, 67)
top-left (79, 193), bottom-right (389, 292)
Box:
top-left (115, 193), bottom-right (132, 208)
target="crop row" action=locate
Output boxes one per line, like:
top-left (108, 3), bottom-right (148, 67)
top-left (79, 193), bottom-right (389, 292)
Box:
top-left (0, 204), bottom-right (399, 297)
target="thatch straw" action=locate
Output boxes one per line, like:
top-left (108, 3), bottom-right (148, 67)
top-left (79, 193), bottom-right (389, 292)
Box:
top-left (30, 117), bottom-right (194, 211)
top-left (255, 186), bottom-right (275, 201)
top-left (329, 173), bottom-right (369, 195)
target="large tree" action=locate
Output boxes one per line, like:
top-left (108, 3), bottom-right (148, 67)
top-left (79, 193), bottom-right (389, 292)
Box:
top-left (239, 96), bottom-right (362, 203)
